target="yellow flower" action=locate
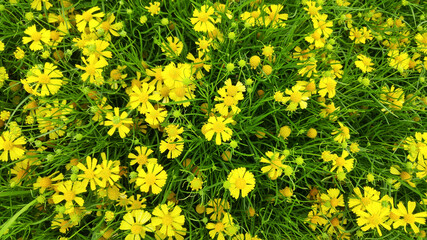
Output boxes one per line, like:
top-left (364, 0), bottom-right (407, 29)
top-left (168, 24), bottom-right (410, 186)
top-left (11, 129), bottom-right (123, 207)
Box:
top-left (203, 116), bottom-right (234, 145)
top-left (23, 62), bottom-right (63, 96)
top-left (104, 107), bottom-right (133, 138)
top-left (206, 213), bottom-right (234, 240)
top-left (145, 2), bottom-right (161, 16)
top-left (151, 202), bottom-right (185, 238)
top-left (120, 210), bottom-right (153, 240)
top-left (348, 186), bottom-right (380, 215)
top-left (52, 180), bottom-right (87, 212)
top-left (282, 84), bottom-right (310, 111)
top-left (0, 131), bottom-right (26, 162)
top-left (196, 37), bottom-right (213, 53)
top-left (31, 0), bottom-right (52, 11)
top-left (0, 40), bottom-right (4, 51)
top-left (305, 29), bottom-right (325, 48)
top-left (355, 54), bottom-right (375, 73)
top-left (160, 36), bottom-right (183, 58)
top-left (144, 104), bottom-right (167, 126)
top-left (388, 50), bottom-right (410, 72)
top-left (379, 85), bottom-right (405, 111)
top-left (190, 5), bottom-right (216, 33)
top-left (128, 83), bottom-right (161, 114)
top-left (318, 75), bottom-right (337, 98)
top-left (206, 198), bottom-right (230, 220)
top-left (392, 201), bottom-right (427, 234)
top-left (260, 151), bottom-right (286, 180)
top-left (128, 146), bottom-right (157, 166)
top-left (136, 162), bottom-right (167, 194)
top-left (22, 25), bottom-right (51, 51)
top-left (312, 14), bottom-right (333, 38)
top-left (33, 172), bottom-right (64, 194)
top-left (304, 1), bottom-right (322, 18)
top-left (82, 40), bottom-right (112, 61)
top-left (227, 167), bottom-right (256, 199)
top-left (320, 188), bottom-right (344, 214)
top-left (75, 6), bottom-right (105, 32)
top-left (159, 137), bottom-right (184, 159)
top-left (14, 47), bottom-right (25, 59)
top-left (331, 122), bottom-right (350, 143)
top-left (214, 87), bottom-right (244, 116)
top-left (75, 55), bottom-right (109, 85)
top-left (330, 150), bottom-right (354, 173)
top-left (262, 4), bottom-right (288, 28)
top-left (95, 152), bottom-right (121, 187)
top-left (77, 156), bottom-right (102, 191)
top-left (190, 177), bottom-right (203, 191)
top-left (357, 201), bottom-right (391, 236)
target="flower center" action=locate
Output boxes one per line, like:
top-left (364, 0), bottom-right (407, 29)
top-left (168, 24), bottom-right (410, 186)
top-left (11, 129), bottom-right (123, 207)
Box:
top-left (3, 140), bottom-right (14, 151)
top-left (112, 116), bottom-right (121, 125)
top-left (131, 224), bottom-right (143, 234)
top-left (82, 12), bottom-right (93, 22)
top-left (64, 190), bottom-right (76, 202)
top-left (32, 31), bottom-right (42, 41)
top-left (330, 198), bottom-right (339, 208)
top-left (136, 155), bottom-right (148, 165)
top-left (212, 121), bottom-right (225, 133)
top-left (290, 91), bottom-right (302, 103)
top-left (145, 173), bottom-right (156, 185)
top-left (335, 157), bottom-right (346, 167)
top-left (38, 73), bottom-right (51, 84)
top-left (368, 214), bottom-right (380, 226)
top-left (198, 12), bottom-right (209, 23)
top-left (214, 222), bottom-right (225, 232)
top-left (162, 214), bottom-right (173, 226)
top-left (235, 177), bottom-right (246, 189)
top-left (86, 65), bottom-right (96, 75)
top-left (223, 96), bottom-right (234, 106)
top-left (403, 214), bottom-right (415, 224)
top-left (39, 177), bottom-right (52, 188)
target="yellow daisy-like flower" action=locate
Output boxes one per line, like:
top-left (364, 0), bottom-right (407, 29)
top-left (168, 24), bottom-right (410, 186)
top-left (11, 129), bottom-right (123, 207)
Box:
top-left (357, 201), bottom-right (391, 236)
top-left (23, 62), bottom-right (63, 96)
top-left (260, 151), bottom-right (286, 180)
top-left (331, 122), bottom-right (350, 143)
top-left (128, 83), bottom-right (162, 114)
top-left (355, 54), bottom-right (375, 73)
top-left (392, 201), bottom-right (427, 233)
top-left (227, 167), bottom-right (256, 199)
top-left (77, 156), bottom-right (102, 191)
top-left (145, 2), bottom-right (161, 16)
top-left (52, 180), bottom-right (87, 211)
top-left (0, 131), bottom-right (26, 162)
top-left (160, 36), bottom-right (183, 58)
top-left (190, 5), bottom-right (216, 33)
top-left (119, 210), bottom-right (153, 240)
top-left (95, 152), bottom-right (121, 188)
top-left (128, 146), bottom-right (157, 166)
top-left (104, 107), bottom-right (133, 138)
top-left (31, 0), bottom-right (52, 11)
top-left (330, 150), bottom-right (354, 173)
top-left (203, 116), bottom-right (234, 145)
top-left (75, 6), bottom-right (105, 32)
top-left (159, 136), bottom-right (184, 159)
top-left (22, 25), bottom-right (50, 51)
top-left (136, 162), bottom-right (167, 194)
top-left (75, 55), bottom-right (109, 86)
top-left (151, 202), bottom-right (185, 238)
top-left (320, 188), bottom-right (345, 214)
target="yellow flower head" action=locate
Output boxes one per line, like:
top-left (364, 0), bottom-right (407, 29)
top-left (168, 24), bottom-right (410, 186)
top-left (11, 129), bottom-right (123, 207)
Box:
top-left (227, 167), bottom-right (256, 199)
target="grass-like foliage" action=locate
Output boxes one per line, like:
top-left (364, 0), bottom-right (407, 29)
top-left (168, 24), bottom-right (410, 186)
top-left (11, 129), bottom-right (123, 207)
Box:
top-left (0, 0), bottom-right (426, 239)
